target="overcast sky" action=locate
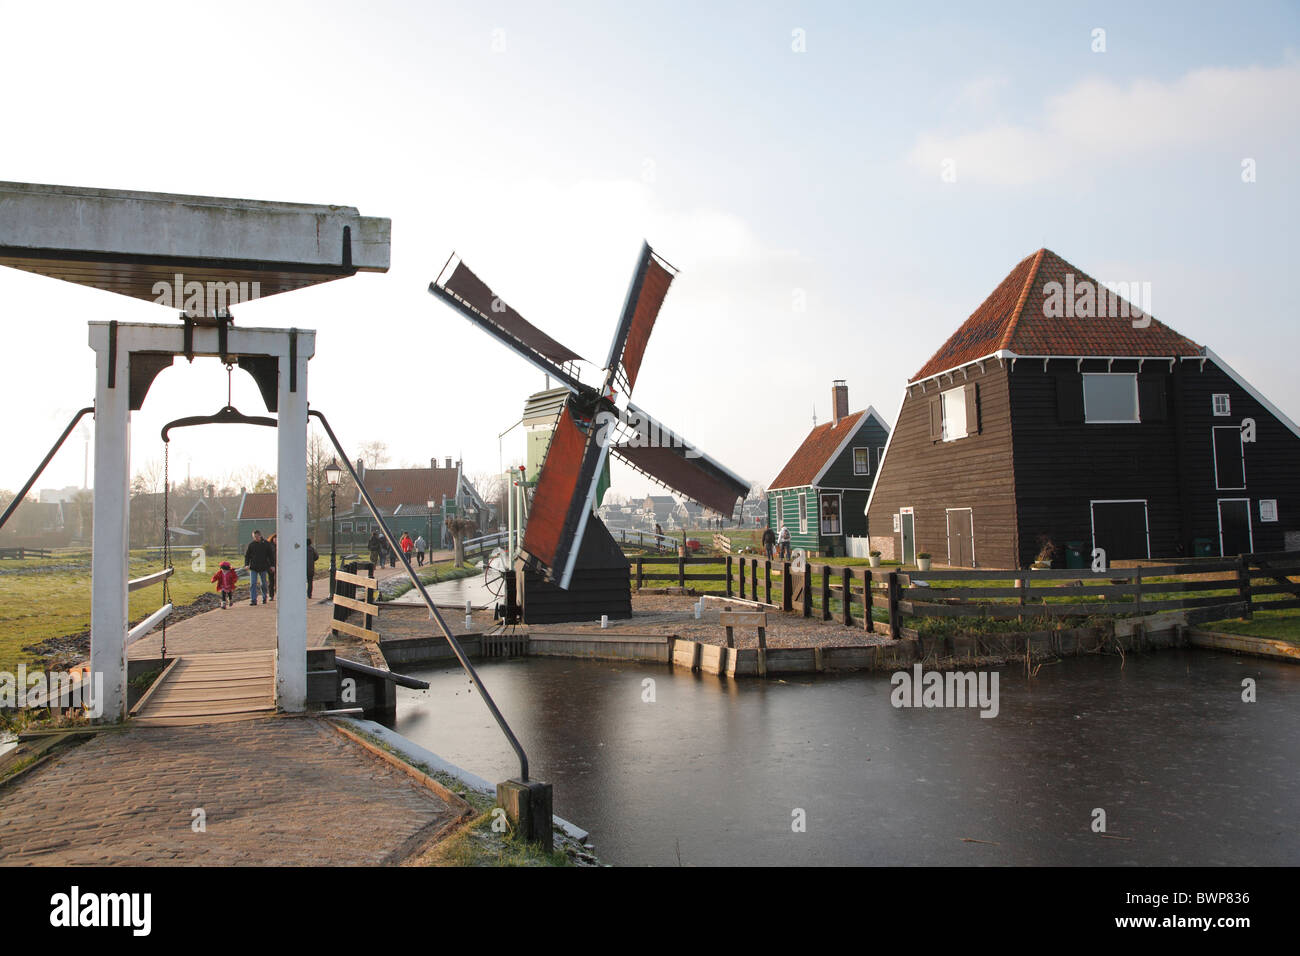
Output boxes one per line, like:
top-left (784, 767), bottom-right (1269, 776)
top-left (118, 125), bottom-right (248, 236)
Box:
top-left (2, 0), bottom-right (1297, 502)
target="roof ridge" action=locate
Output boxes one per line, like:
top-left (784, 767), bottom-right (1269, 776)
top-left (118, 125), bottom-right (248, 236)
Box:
top-left (999, 247), bottom-right (1045, 351)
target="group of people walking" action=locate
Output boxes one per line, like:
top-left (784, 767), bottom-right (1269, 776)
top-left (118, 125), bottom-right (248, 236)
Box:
top-left (210, 529), bottom-right (321, 608)
top-left (366, 530), bottom-right (430, 569)
top-left (762, 524), bottom-right (792, 561)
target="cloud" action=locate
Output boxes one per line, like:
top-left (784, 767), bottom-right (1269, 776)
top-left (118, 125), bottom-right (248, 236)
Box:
top-left (910, 61), bottom-right (1300, 185)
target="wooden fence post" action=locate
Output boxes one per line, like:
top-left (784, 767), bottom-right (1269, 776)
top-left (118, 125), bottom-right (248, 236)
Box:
top-left (636, 555), bottom-right (643, 590)
top-left (821, 564), bottom-right (832, 621)
top-left (751, 558), bottom-right (758, 601)
top-left (726, 555), bottom-right (733, 598)
top-left (887, 570), bottom-right (901, 640)
top-left (678, 553), bottom-right (686, 589)
top-left (764, 560), bottom-right (772, 605)
top-left (739, 556), bottom-right (747, 600)
top-left (783, 561), bottom-right (793, 613)
top-left (863, 569), bottom-right (874, 630)
top-left (802, 568), bottom-right (812, 618)
top-left (1238, 554), bottom-right (1253, 619)
top-left (1134, 566), bottom-right (1143, 616)
top-left (842, 567), bottom-right (852, 626)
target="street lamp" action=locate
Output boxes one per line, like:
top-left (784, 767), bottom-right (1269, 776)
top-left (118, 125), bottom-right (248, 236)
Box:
top-left (427, 498), bottom-right (436, 563)
top-left (326, 458), bottom-right (341, 596)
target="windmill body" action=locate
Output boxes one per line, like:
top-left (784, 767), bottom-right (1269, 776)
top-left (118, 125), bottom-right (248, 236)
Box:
top-left (429, 242), bottom-right (748, 623)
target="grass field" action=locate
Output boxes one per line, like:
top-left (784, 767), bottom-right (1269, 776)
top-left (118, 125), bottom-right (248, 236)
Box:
top-left (0, 550), bottom-right (229, 672)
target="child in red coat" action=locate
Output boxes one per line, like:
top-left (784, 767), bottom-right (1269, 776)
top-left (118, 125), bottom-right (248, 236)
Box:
top-left (212, 561), bottom-right (238, 609)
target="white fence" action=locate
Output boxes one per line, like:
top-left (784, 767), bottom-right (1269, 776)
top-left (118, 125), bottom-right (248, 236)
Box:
top-left (845, 535), bottom-right (873, 558)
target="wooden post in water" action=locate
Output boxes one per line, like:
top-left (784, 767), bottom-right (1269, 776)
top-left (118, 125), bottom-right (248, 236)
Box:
top-left (1135, 565), bottom-right (1143, 616)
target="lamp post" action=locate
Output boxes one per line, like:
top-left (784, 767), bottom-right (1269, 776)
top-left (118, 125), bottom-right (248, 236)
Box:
top-left (326, 458), bottom-right (341, 596)
top-left (427, 498), bottom-right (436, 562)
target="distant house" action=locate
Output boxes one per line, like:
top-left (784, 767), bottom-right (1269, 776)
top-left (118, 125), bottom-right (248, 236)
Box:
top-left (235, 491), bottom-right (277, 543)
top-left (336, 457), bottom-right (490, 548)
top-left (178, 487), bottom-right (241, 549)
top-left (866, 248), bottom-right (1300, 569)
top-left (643, 495), bottom-right (677, 529)
top-left (768, 381), bottom-right (891, 557)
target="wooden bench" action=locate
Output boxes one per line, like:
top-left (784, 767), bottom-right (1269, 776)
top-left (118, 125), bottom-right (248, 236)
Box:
top-left (720, 609), bottom-right (768, 678)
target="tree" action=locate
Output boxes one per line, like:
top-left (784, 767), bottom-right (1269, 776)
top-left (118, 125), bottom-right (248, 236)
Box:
top-left (471, 471), bottom-right (505, 525)
top-left (358, 440), bottom-right (390, 470)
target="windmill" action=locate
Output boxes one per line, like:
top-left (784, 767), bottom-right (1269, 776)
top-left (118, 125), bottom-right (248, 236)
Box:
top-left (428, 242), bottom-right (748, 621)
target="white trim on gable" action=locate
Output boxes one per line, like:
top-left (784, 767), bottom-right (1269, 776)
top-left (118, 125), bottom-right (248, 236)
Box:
top-left (1201, 348), bottom-right (1300, 440)
top-left (865, 393), bottom-right (908, 516)
top-left (809, 405), bottom-right (892, 489)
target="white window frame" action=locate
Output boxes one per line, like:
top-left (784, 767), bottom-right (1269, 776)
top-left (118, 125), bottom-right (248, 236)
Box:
top-left (1260, 499), bottom-right (1278, 523)
top-left (852, 447), bottom-right (871, 475)
top-left (1212, 425), bottom-right (1247, 491)
top-left (771, 494), bottom-right (781, 527)
top-left (798, 492), bottom-right (808, 534)
top-left (820, 493), bottom-right (842, 535)
top-left (1212, 393), bottom-right (1231, 417)
top-left (1089, 499), bottom-right (1151, 561)
top-left (940, 385), bottom-right (967, 441)
top-left (1217, 497), bottom-right (1254, 556)
top-left (1082, 372), bottom-right (1140, 424)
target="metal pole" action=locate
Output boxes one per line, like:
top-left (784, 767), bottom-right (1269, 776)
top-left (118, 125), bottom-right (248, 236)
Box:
top-left (308, 409), bottom-right (531, 782)
top-left (329, 488), bottom-right (337, 597)
top-left (0, 406), bottom-right (94, 533)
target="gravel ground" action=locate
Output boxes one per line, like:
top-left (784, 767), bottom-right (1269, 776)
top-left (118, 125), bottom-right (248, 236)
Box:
top-left (378, 592), bottom-right (890, 649)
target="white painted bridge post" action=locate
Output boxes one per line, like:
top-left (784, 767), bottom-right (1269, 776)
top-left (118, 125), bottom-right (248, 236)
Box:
top-left (276, 333), bottom-right (311, 712)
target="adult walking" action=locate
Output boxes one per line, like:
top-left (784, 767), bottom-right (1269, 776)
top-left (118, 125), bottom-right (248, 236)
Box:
top-left (267, 532), bottom-right (278, 601)
top-left (414, 533), bottom-right (427, 566)
top-left (367, 530), bottom-right (381, 568)
top-left (243, 529), bottom-right (274, 606)
top-left (306, 538), bottom-right (320, 599)
top-left (762, 525), bottom-right (776, 560)
top-left (400, 531), bottom-right (414, 566)
top-left (777, 523), bottom-right (791, 561)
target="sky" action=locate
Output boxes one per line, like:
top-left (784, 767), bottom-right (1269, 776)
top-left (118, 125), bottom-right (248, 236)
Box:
top-left (2, 0), bottom-right (1297, 502)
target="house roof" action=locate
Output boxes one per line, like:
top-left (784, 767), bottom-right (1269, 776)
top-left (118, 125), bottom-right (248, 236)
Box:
top-left (357, 466), bottom-right (465, 513)
top-left (910, 249), bottom-right (1204, 382)
top-left (770, 411), bottom-right (865, 490)
top-left (237, 491), bottom-right (276, 521)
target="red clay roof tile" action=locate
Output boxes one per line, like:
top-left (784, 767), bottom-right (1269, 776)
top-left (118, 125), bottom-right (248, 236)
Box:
top-left (769, 411), bottom-right (864, 489)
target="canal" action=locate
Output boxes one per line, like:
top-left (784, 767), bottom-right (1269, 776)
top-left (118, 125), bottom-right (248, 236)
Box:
top-left (393, 650), bottom-right (1300, 866)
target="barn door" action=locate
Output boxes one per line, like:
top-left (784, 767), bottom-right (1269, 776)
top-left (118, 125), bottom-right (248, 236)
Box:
top-left (946, 508), bottom-right (974, 567)
top-left (1090, 500), bottom-right (1150, 562)
top-left (1217, 499), bottom-right (1253, 557)
top-left (900, 509), bottom-right (915, 565)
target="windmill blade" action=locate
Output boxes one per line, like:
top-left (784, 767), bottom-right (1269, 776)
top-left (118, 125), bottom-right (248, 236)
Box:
top-left (610, 403), bottom-right (748, 517)
top-left (429, 257), bottom-right (587, 393)
top-left (521, 402), bottom-right (609, 588)
top-left (602, 242), bottom-right (677, 396)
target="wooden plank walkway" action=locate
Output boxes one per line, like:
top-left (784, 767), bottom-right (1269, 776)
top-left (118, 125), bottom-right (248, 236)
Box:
top-left (132, 650), bottom-right (276, 726)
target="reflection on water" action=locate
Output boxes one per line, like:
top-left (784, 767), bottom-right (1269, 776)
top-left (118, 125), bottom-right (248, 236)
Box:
top-left (394, 650), bottom-right (1300, 866)
top-left (392, 572), bottom-right (502, 608)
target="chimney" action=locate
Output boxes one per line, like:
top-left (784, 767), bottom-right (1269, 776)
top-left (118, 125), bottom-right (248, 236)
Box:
top-left (445, 457), bottom-right (453, 469)
top-left (207, 484), bottom-right (215, 499)
top-left (356, 457), bottom-right (364, 478)
top-left (832, 380), bottom-right (849, 426)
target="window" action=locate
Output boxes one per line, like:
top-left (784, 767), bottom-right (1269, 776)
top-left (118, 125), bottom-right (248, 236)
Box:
top-left (798, 493), bottom-right (808, 534)
top-left (1083, 373), bottom-right (1139, 423)
top-left (853, 448), bottom-right (870, 475)
top-left (1260, 499), bottom-right (1278, 522)
top-left (1213, 394), bottom-right (1231, 416)
top-left (820, 494), bottom-right (842, 535)
top-left (940, 386), bottom-right (967, 441)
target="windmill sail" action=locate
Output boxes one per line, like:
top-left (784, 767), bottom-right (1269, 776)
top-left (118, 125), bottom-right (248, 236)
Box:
top-left (603, 242), bottom-right (676, 394)
top-left (520, 404), bottom-right (606, 584)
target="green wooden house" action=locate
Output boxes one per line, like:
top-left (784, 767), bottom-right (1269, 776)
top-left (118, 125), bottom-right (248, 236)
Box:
top-left (768, 382), bottom-right (890, 557)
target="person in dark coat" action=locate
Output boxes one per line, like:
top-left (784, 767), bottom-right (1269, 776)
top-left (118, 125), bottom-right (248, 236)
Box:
top-left (368, 531), bottom-right (382, 567)
top-left (762, 526), bottom-right (776, 560)
top-left (306, 538), bottom-right (320, 598)
top-left (243, 530), bottom-right (274, 605)
top-left (267, 532), bottom-right (278, 601)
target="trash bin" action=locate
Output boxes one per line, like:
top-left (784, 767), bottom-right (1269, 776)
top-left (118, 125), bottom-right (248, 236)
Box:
top-left (1065, 540), bottom-right (1085, 569)
top-left (1193, 537), bottom-right (1214, 557)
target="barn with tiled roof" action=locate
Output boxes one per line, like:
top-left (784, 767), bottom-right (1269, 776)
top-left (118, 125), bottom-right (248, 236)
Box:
top-left (867, 249), bottom-right (1300, 569)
